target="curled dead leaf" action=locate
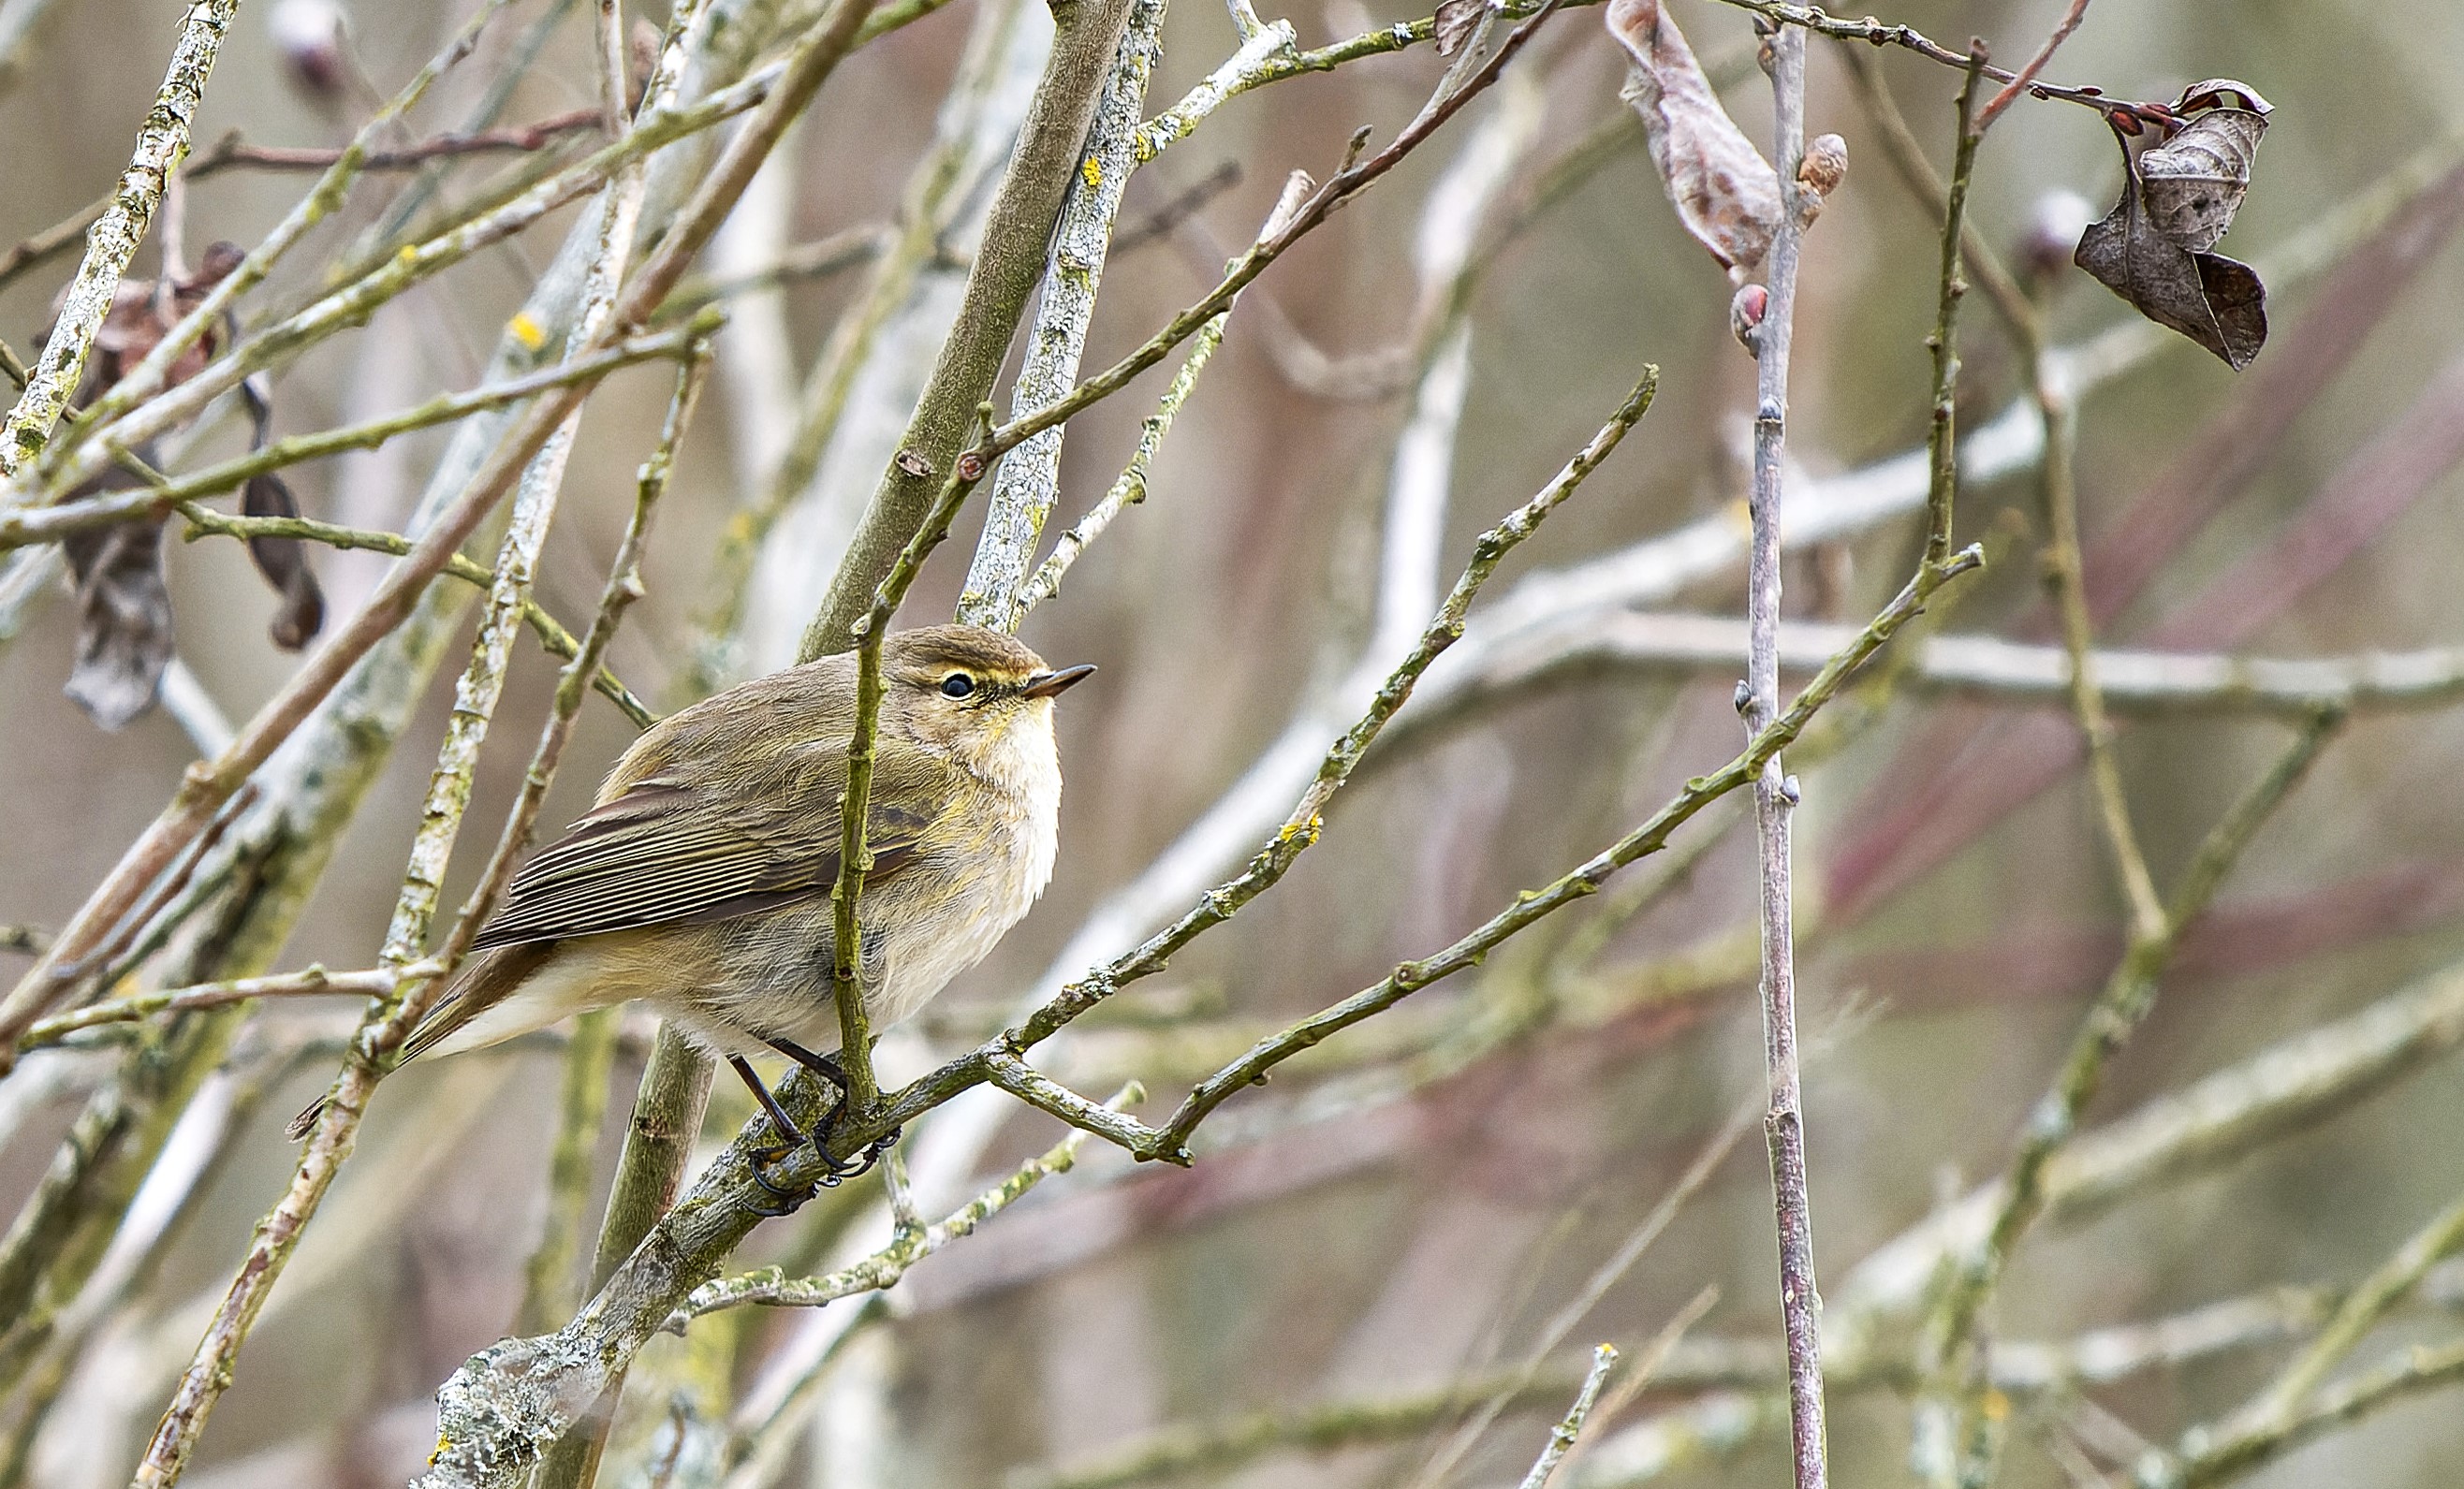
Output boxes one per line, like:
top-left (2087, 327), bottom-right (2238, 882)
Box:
top-left (41, 245), bottom-right (327, 728)
top-left (242, 473), bottom-right (325, 650)
top-left (2075, 168), bottom-right (2266, 369)
top-left (60, 469), bottom-right (173, 731)
top-left (2137, 108), bottom-right (2266, 253)
top-left (1434, 0), bottom-right (1486, 57)
top-left (1606, 0), bottom-right (1782, 275)
top-left (2175, 77), bottom-right (2273, 117)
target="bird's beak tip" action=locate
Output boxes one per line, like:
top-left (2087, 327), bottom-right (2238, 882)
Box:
top-left (1022, 664), bottom-right (1096, 699)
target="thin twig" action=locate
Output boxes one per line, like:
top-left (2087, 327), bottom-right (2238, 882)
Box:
top-left (1915, 710), bottom-right (2346, 1483)
top-left (1018, 170), bottom-right (1312, 614)
top-left (171, 502), bottom-right (656, 727)
top-left (0, 318), bottom-right (710, 549)
top-left (1920, 50), bottom-right (1986, 564)
top-left (12, 963), bottom-right (415, 1053)
top-left (2215, 1187), bottom-right (2464, 1447)
top-left (1017, 367), bottom-right (1655, 1068)
top-left (1974, 0), bottom-right (2093, 130)
top-left (70, 1), bottom-right (523, 445)
top-left (673, 1083), bottom-right (1138, 1323)
top-left (191, 109), bottom-right (604, 174)
top-left (1465, 614), bottom-right (2464, 719)
top-left (686, 0), bottom-right (1034, 696)
top-left (2153, 1336), bottom-right (2464, 1488)
top-left (799, 0), bottom-right (1571, 661)
top-left (1150, 550), bottom-right (1981, 1154)
top-left (1709, 0), bottom-right (2142, 124)
top-left (959, 0), bottom-right (1172, 630)
top-left (2037, 347), bottom-right (2166, 941)
top-left (1518, 1346), bottom-right (1618, 1489)
top-left (1744, 22), bottom-right (1828, 1489)
top-left (1832, 46), bottom-right (2035, 341)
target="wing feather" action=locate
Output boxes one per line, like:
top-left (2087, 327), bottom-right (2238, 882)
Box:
top-left (469, 737), bottom-right (953, 952)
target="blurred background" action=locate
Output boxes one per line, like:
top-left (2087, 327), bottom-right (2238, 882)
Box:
top-left (4, 0), bottom-right (2464, 1485)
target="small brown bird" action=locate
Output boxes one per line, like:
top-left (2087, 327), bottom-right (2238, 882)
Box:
top-left (294, 626), bottom-right (1091, 1164)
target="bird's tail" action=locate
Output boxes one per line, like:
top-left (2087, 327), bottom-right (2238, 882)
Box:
top-left (283, 943), bottom-right (553, 1141)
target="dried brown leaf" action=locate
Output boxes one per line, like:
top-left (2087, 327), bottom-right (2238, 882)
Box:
top-left (242, 473), bottom-right (324, 650)
top-left (2075, 170), bottom-right (2267, 369)
top-left (61, 474), bottom-right (173, 730)
top-left (2138, 108), bottom-right (2266, 253)
top-left (2175, 77), bottom-right (2273, 117)
top-left (1606, 0), bottom-right (1782, 275)
top-left (1434, 0), bottom-right (1485, 57)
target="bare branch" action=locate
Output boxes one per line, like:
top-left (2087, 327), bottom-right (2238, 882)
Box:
top-left (0, 0), bottom-right (238, 478)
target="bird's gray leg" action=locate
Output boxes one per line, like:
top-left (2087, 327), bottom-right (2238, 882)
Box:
top-left (765, 1037), bottom-right (900, 1182)
top-left (730, 1055), bottom-right (817, 1214)
top-left (765, 1038), bottom-right (848, 1093)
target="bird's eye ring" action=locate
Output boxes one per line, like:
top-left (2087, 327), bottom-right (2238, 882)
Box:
top-left (940, 673), bottom-right (975, 699)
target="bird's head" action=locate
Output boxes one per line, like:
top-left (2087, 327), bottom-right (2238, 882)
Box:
top-left (883, 624), bottom-right (1093, 765)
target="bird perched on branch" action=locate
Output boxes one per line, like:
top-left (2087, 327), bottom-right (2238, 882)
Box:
top-left (289, 625), bottom-right (1093, 1186)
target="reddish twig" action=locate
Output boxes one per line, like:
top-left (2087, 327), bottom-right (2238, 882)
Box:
top-left (1974, 0), bottom-right (2092, 130)
top-left (185, 108), bottom-right (603, 176)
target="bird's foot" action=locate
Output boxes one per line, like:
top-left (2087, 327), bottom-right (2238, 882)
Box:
top-left (811, 1105), bottom-right (902, 1188)
top-left (744, 1139), bottom-right (821, 1216)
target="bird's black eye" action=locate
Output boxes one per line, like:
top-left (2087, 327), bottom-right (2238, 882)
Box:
top-left (940, 673), bottom-right (975, 699)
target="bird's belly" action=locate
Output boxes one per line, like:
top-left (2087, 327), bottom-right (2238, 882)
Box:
top-left (673, 834), bottom-right (1049, 1055)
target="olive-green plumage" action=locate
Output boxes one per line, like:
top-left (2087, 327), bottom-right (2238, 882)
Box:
top-left (398, 624), bottom-right (1088, 1075)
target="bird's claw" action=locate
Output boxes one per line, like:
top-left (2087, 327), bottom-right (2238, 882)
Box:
top-left (742, 1116), bottom-right (902, 1212)
top-left (811, 1112), bottom-right (902, 1188)
top-left (745, 1139), bottom-right (820, 1216)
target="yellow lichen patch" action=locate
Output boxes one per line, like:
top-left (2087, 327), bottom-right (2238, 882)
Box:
top-left (1081, 156), bottom-right (1103, 190)
top-left (508, 311), bottom-right (547, 351)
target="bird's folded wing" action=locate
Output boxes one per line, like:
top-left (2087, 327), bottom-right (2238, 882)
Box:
top-left (469, 738), bottom-right (953, 951)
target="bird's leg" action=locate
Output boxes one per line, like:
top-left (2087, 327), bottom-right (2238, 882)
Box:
top-left (729, 1055), bottom-right (818, 1215)
top-left (766, 1038), bottom-right (849, 1093)
top-left (767, 1038), bottom-right (902, 1183)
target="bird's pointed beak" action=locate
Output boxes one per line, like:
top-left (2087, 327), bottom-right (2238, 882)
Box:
top-left (1021, 664), bottom-right (1096, 699)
